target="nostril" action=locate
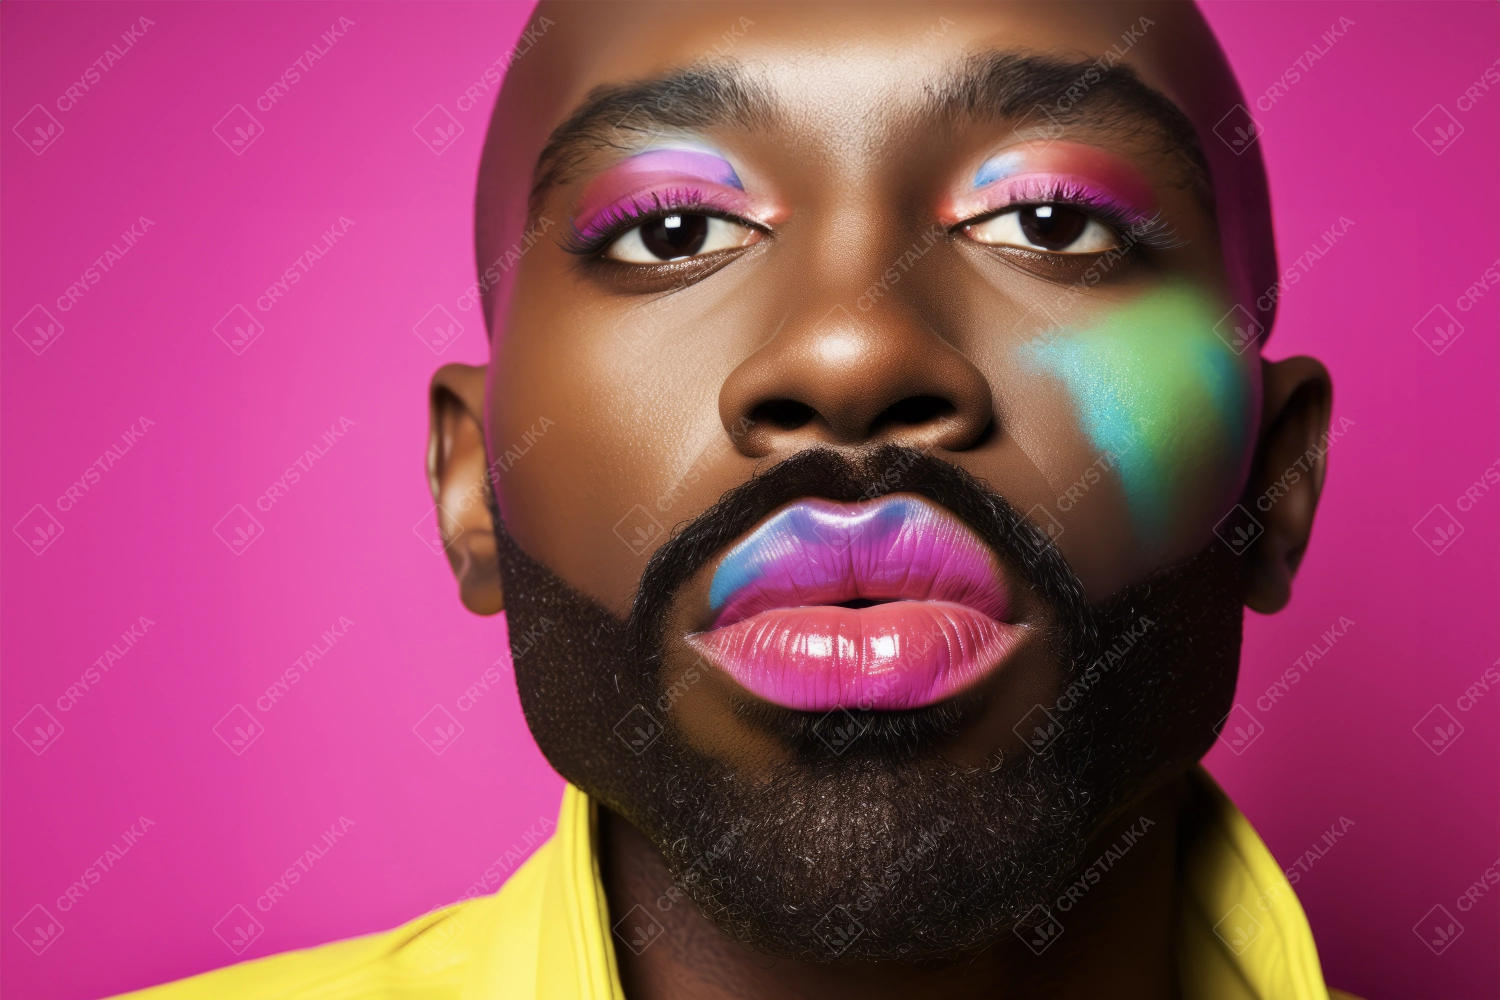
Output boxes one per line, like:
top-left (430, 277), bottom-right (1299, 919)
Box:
top-left (874, 395), bottom-right (956, 429)
top-left (750, 399), bottom-right (817, 431)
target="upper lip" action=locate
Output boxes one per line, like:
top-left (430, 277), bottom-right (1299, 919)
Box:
top-left (706, 494), bottom-right (1013, 627)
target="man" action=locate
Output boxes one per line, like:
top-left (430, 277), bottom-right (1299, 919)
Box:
top-left (122, 2), bottom-right (1356, 997)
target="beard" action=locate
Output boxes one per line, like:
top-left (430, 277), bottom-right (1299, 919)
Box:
top-left (496, 446), bottom-right (1243, 962)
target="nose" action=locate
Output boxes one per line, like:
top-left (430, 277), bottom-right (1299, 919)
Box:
top-left (718, 298), bottom-right (994, 458)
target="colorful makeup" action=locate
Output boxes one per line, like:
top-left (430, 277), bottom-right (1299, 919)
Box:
top-left (1019, 284), bottom-right (1255, 544)
top-left (688, 496), bottom-right (1026, 712)
top-left (572, 147), bottom-right (771, 248)
top-left (942, 141), bottom-right (1159, 231)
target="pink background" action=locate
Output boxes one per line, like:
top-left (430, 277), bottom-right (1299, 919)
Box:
top-left (2, 3), bottom-right (1495, 998)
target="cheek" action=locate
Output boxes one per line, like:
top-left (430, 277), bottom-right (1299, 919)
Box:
top-left (489, 270), bottom-right (762, 610)
top-left (1018, 284), bottom-right (1257, 551)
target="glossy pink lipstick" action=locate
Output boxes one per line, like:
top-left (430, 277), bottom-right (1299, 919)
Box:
top-left (686, 496), bottom-right (1026, 712)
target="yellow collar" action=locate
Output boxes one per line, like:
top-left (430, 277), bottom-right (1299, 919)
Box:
top-left (496, 766), bottom-right (1334, 1000)
top-left (114, 767), bottom-right (1341, 999)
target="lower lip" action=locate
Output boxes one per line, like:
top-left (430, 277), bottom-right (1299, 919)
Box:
top-left (686, 600), bottom-right (1026, 712)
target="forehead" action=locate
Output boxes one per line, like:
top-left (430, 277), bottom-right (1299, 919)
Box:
top-left (534, 1), bottom-right (1197, 131)
top-left (482, 1), bottom-right (1275, 341)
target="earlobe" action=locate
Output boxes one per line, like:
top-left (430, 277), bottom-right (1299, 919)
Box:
top-left (427, 363), bottom-right (503, 615)
top-left (1241, 355), bottom-right (1333, 614)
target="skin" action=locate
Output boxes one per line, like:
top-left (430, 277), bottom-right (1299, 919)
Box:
top-left (1018, 282), bottom-right (1254, 546)
top-left (425, 3), bottom-right (1333, 997)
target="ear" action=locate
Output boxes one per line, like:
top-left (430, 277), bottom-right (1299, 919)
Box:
top-left (1242, 355), bottom-right (1333, 614)
top-left (427, 363), bottom-right (503, 614)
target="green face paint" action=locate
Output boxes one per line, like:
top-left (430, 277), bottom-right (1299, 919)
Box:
top-left (1020, 284), bottom-right (1254, 545)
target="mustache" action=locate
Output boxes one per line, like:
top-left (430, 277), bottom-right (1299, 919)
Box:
top-left (625, 446), bottom-right (1099, 738)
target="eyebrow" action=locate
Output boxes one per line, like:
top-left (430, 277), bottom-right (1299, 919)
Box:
top-left (530, 67), bottom-right (772, 214)
top-left (930, 52), bottom-right (1210, 194)
top-left (529, 52), bottom-right (1209, 214)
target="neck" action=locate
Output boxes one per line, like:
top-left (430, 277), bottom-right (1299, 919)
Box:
top-left (601, 775), bottom-right (1186, 1000)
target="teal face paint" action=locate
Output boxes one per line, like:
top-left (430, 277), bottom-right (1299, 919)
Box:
top-left (1020, 284), bottom-right (1253, 544)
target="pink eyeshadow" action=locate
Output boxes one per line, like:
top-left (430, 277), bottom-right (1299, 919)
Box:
top-left (942, 141), bottom-right (1157, 226)
top-left (574, 148), bottom-right (749, 240)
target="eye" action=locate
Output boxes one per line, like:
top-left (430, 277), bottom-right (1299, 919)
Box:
top-left (964, 204), bottom-right (1121, 254)
top-left (604, 213), bottom-right (761, 263)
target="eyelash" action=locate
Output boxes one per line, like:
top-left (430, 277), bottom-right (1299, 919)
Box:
top-left (562, 188), bottom-right (762, 257)
top-left (961, 179), bottom-right (1182, 251)
top-left (562, 180), bottom-right (1181, 261)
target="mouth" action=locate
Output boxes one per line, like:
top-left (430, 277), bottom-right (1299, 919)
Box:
top-left (685, 494), bottom-right (1028, 712)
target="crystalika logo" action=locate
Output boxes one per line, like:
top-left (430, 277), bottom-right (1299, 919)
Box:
top-left (213, 105), bottom-right (263, 155)
top-left (12, 705), bottom-right (64, 755)
top-left (13, 105), bottom-right (64, 155)
top-left (13, 304), bottom-right (65, 355)
top-left (13, 905), bottom-right (64, 955)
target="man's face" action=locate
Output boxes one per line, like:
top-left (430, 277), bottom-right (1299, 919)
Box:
top-left (493, 4), bottom-right (1264, 609)
top-left (441, 0), bottom-right (1326, 964)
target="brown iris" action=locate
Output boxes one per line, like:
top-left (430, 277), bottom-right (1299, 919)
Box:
top-left (641, 214), bottom-right (710, 260)
top-left (1017, 204), bottom-right (1090, 251)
